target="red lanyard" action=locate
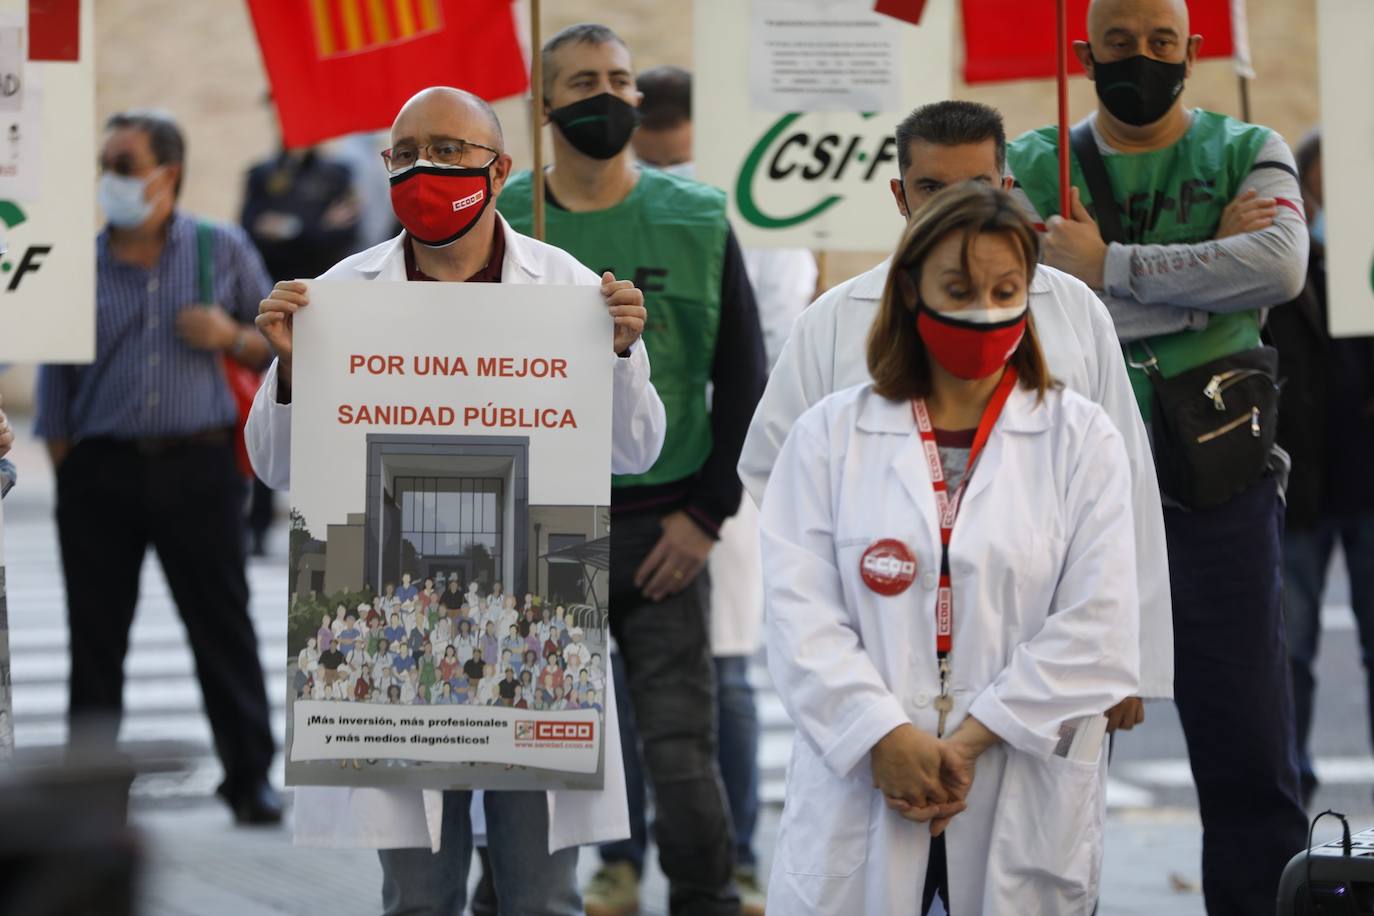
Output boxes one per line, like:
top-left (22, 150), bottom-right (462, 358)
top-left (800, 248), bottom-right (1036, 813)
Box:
top-left (910, 367), bottom-right (1018, 657)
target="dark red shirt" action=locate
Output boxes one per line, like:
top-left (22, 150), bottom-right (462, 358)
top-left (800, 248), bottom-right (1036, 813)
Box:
top-left (404, 222), bottom-right (506, 283)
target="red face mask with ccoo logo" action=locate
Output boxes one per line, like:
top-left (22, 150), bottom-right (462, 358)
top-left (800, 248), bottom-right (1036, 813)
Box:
top-left (389, 162), bottom-right (492, 248)
top-left (915, 300), bottom-right (1028, 380)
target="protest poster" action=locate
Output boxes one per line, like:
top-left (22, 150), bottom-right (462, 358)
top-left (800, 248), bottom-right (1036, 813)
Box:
top-left (0, 0), bottom-right (95, 362)
top-left (285, 280), bottom-right (614, 791)
top-left (1317, 0), bottom-right (1374, 336)
top-left (694, 0), bottom-right (952, 251)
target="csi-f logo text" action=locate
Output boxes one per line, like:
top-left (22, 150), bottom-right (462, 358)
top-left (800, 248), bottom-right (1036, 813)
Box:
top-left (735, 112), bottom-right (897, 230)
top-left (0, 201), bottom-right (50, 292)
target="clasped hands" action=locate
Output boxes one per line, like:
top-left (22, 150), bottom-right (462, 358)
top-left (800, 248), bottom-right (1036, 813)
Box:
top-left (870, 718), bottom-right (999, 837)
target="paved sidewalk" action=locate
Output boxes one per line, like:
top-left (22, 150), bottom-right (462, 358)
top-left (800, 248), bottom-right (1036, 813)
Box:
top-left (125, 798), bottom-right (1217, 916)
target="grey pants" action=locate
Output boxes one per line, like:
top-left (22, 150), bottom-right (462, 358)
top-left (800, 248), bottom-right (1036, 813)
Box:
top-left (609, 510), bottom-right (740, 916)
top-left (378, 789), bottom-right (580, 916)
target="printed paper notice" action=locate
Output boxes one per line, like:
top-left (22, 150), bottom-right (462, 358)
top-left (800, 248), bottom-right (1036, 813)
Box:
top-left (749, 0), bottom-right (904, 113)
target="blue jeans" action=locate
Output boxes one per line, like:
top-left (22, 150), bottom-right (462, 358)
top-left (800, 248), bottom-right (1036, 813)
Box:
top-left (378, 790), bottom-right (580, 916)
top-left (600, 653), bottom-right (760, 872)
top-left (713, 655), bottom-right (760, 870)
top-left (1284, 513), bottom-right (1374, 787)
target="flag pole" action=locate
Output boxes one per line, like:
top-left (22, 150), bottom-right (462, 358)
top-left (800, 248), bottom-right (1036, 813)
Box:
top-left (530, 0), bottom-right (546, 241)
top-left (1056, 0), bottom-right (1071, 217)
top-left (1231, 0), bottom-right (1254, 122)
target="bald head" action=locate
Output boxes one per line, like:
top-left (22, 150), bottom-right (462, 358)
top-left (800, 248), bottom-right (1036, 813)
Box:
top-left (391, 87), bottom-right (504, 151)
top-left (1075, 0), bottom-right (1199, 132)
top-left (1085, 0), bottom-right (1193, 54)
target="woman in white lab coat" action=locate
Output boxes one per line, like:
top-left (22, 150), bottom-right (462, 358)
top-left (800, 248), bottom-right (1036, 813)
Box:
top-left (762, 184), bottom-right (1139, 916)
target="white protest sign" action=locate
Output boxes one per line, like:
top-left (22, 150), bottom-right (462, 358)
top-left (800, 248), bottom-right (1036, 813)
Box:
top-left (749, 0), bottom-right (903, 113)
top-left (1317, 0), bottom-right (1374, 336)
top-left (285, 280), bottom-right (614, 791)
top-left (0, 0), bottom-right (95, 363)
top-left (290, 704), bottom-right (600, 773)
top-left (695, 0), bottom-right (952, 250)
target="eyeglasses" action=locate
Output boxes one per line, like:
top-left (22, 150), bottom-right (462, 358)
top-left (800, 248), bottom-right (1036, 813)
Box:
top-left (381, 139), bottom-right (501, 174)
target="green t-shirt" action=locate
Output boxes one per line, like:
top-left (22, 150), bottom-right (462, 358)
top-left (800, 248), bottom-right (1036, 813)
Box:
top-left (1008, 110), bottom-right (1272, 419)
top-left (498, 168), bottom-right (727, 486)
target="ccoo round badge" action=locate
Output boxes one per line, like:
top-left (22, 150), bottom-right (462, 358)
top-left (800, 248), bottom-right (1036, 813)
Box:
top-left (859, 539), bottom-right (918, 596)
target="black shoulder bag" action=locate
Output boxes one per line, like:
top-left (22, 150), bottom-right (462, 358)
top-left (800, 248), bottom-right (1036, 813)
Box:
top-left (1070, 121), bottom-right (1281, 510)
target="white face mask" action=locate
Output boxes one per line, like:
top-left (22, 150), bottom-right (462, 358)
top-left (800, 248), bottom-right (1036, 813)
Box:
top-left (944, 303), bottom-right (1029, 324)
top-left (97, 169), bottom-right (160, 228)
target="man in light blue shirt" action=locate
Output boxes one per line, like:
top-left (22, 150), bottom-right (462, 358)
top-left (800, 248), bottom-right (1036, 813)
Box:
top-left (33, 110), bottom-right (281, 825)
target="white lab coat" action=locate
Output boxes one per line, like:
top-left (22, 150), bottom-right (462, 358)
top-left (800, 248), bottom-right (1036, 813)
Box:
top-left (762, 381), bottom-right (1140, 915)
top-left (709, 246), bottom-right (816, 657)
top-left (245, 215), bottom-right (667, 853)
top-left (739, 259), bottom-right (1173, 699)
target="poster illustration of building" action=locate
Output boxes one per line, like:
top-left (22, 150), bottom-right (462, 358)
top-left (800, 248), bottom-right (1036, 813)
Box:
top-left (285, 280), bottom-right (614, 791)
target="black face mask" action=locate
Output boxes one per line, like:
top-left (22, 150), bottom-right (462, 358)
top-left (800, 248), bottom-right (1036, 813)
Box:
top-left (1090, 52), bottom-right (1187, 127)
top-left (548, 93), bottom-right (640, 160)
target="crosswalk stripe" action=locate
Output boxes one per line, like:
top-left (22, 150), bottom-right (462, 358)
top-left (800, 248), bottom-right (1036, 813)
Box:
top-left (9, 646), bottom-right (286, 683)
top-left (11, 674), bottom-right (291, 721)
top-left (14, 714), bottom-right (287, 749)
top-left (1122, 756), bottom-right (1374, 787)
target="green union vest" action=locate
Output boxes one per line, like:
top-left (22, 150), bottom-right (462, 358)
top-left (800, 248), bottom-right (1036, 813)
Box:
top-left (1007, 110), bottom-right (1272, 420)
top-left (498, 168), bottom-right (726, 487)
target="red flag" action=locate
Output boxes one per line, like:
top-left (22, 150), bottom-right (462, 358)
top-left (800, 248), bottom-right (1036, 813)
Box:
top-left (961, 0), bottom-right (1236, 84)
top-left (874, 0), bottom-right (928, 26)
top-left (247, 0), bottom-right (528, 149)
top-left (29, 0), bottom-right (80, 61)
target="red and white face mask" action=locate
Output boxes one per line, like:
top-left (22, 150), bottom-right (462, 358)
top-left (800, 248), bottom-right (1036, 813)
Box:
top-left (916, 300), bottom-right (1028, 380)
top-left (389, 161), bottom-right (492, 248)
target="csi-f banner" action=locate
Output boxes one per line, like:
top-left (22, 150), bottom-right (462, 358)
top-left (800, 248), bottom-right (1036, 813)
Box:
top-left (1317, 0), bottom-right (1374, 337)
top-left (247, 0), bottom-right (528, 150)
top-left (286, 280), bottom-right (614, 791)
top-left (0, 0), bottom-right (95, 363)
top-left (960, 0), bottom-right (1241, 84)
top-left (694, 0), bottom-right (953, 250)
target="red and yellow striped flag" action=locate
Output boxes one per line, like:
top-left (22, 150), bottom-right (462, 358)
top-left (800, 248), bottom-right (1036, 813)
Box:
top-left (309, 0), bottom-right (445, 59)
top-left (248, 0), bottom-right (528, 148)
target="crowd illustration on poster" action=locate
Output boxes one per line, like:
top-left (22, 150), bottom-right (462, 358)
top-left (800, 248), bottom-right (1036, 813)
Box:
top-left (292, 576), bottom-right (607, 714)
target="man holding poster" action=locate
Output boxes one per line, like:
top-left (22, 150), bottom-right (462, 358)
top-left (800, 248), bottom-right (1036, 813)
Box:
top-left (248, 87), bottom-right (666, 915)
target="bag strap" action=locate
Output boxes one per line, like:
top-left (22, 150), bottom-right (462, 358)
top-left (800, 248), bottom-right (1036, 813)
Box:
top-left (1068, 120), bottom-right (1127, 245)
top-left (194, 219), bottom-right (215, 303)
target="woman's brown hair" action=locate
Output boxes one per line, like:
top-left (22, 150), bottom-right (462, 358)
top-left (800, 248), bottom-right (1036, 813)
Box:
top-left (866, 183), bottom-right (1052, 402)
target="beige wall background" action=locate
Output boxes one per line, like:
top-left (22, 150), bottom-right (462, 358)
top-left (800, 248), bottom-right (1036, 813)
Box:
top-left (1, 0), bottom-right (1321, 407)
top-left (100, 0), bottom-right (1320, 241)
